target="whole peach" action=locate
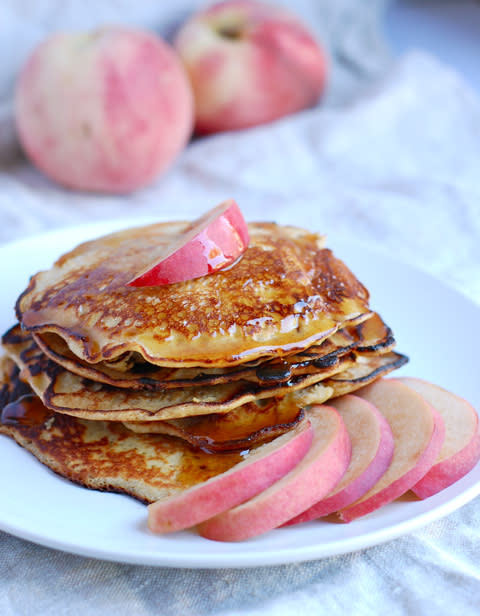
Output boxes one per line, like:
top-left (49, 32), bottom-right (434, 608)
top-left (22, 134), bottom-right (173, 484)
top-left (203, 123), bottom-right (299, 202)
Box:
top-left (15, 27), bottom-right (194, 193)
top-left (174, 0), bottom-right (327, 135)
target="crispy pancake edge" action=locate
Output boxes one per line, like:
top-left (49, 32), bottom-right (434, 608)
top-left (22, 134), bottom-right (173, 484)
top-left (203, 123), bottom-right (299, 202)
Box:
top-left (28, 312), bottom-right (395, 390)
top-left (15, 222), bottom-right (372, 367)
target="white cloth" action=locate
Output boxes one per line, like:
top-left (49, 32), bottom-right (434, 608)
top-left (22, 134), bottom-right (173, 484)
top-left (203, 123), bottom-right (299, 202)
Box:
top-left (1, 1), bottom-right (480, 615)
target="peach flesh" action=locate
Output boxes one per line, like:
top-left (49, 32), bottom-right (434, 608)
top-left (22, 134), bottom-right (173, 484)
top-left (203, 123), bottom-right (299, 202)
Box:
top-left (338, 379), bottom-right (445, 523)
top-left (285, 394), bottom-right (394, 524)
top-left (198, 405), bottom-right (351, 542)
top-left (127, 200), bottom-right (249, 287)
top-left (147, 416), bottom-right (313, 534)
top-left (399, 377), bottom-right (480, 499)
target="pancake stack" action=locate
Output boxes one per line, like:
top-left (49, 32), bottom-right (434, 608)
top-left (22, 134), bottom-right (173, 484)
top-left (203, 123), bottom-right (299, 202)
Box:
top-left (0, 221), bottom-right (407, 503)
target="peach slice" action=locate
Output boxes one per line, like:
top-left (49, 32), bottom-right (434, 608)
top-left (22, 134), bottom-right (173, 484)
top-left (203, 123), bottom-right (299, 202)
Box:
top-left (147, 414), bottom-right (312, 533)
top-left (128, 200), bottom-right (249, 287)
top-left (338, 379), bottom-right (445, 522)
top-left (285, 394), bottom-right (394, 524)
top-left (198, 405), bottom-right (351, 542)
top-left (398, 377), bottom-right (480, 499)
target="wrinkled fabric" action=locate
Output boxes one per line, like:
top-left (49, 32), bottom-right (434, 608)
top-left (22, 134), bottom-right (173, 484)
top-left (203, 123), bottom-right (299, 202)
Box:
top-left (1, 1), bottom-right (480, 615)
top-left (1, 499), bottom-right (480, 616)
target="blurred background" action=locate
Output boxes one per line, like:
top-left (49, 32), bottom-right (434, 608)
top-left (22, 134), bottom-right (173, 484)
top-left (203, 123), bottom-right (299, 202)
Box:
top-left (2, 0), bottom-right (479, 161)
top-left (2, 0), bottom-right (479, 157)
top-left (386, 0), bottom-right (479, 92)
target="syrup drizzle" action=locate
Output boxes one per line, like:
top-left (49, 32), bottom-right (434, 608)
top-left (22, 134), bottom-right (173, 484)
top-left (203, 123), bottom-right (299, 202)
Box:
top-left (1, 393), bottom-right (51, 427)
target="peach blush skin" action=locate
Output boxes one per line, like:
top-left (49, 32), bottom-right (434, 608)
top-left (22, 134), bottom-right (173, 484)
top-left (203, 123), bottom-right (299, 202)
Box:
top-left (127, 199), bottom-right (249, 287)
top-left (15, 27), bottom-right (194, 193)
top-left (338, 379), bottom-right (445, 523)
top-left (284, 394), bottom-right (394, 525)
top-left (398, 377), bottom-right (480, 499)
top-left (198, 405), bottom-right (351, 542)
top-left (175, 0), bottom-right (327, 134)
top-left (147, 417), bottom-right (313, 534)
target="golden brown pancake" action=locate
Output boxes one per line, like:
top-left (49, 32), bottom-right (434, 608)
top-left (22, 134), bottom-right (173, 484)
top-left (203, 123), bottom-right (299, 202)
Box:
top-left (1, 353), bottom-right (308, 452)
top-left (15, 222), bottom-right (371, 367)
top-left (3, 326), bottom-right (406, 423)
top-left (0, 353), bottom-right (409, 506)
top-left (1, 358), bottom-right (320, 504)
top-left (0, 383), bottom-right (242, 504)
top-left (1, 218), bottom-right (409, 509)
top-left (123, 400), bottom-right (307, 452)
top-left (1, 348), bottom-right (314, 453)
top-left (0, 356), bottom-right (30, 408)
top-left (131, 350), bottom-right (409, 450)
top-left (29, 312), bottom-right (394, 390)
top-left (2, 328), bottom-right (354, 420)
top-left (323, 352), bottom-right (409, 395)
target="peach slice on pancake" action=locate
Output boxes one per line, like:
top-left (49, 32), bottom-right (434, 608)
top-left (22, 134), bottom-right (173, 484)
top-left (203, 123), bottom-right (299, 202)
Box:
top-left (128, 200), bottom-right (249, 287)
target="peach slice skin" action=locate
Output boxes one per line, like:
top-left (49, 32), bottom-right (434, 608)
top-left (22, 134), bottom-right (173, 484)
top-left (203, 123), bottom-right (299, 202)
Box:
top-left (128, 199), bottom-right (249, 287)
top-left (147, 415), bottom-right (313, 533)
top-left (285, 394), bottom-right (394, 524)
top-left (398, 377), bottom-right (480, 499)
top-left (338, 379), bottom-right (445, 523)
top-left (197, 405), bottom-right (351, 542)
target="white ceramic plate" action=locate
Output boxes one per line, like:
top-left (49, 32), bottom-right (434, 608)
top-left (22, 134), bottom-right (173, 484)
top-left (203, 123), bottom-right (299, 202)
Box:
top-left (1, 220), bottom-right (479, 568)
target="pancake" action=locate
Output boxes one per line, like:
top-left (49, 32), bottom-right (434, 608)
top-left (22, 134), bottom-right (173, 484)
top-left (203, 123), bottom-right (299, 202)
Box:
top-left (0, 353), bottom-right (306, 452)
top-left (0, 356), bottom-right (30, 408)
top-left (1, 217), bottom-right (409, 512)
top-left (30, 312), bottom-right (394, 390)
top-left (323, 352), bottom-right (409, 395)
top-left (0, 365), bottom-right (243, 504)
top-left (3, 327), bottom-right (354, 420)
top-left (120, 348), bottom-right (408, 450)
top-left (4, 323), bottom-right (406, 421)
top-left (0, 352), bottom-right (408, 505)
top-left (123, 399), bottom-right (306, 452)
top-left (15, 222), bottom-right (371, 367)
